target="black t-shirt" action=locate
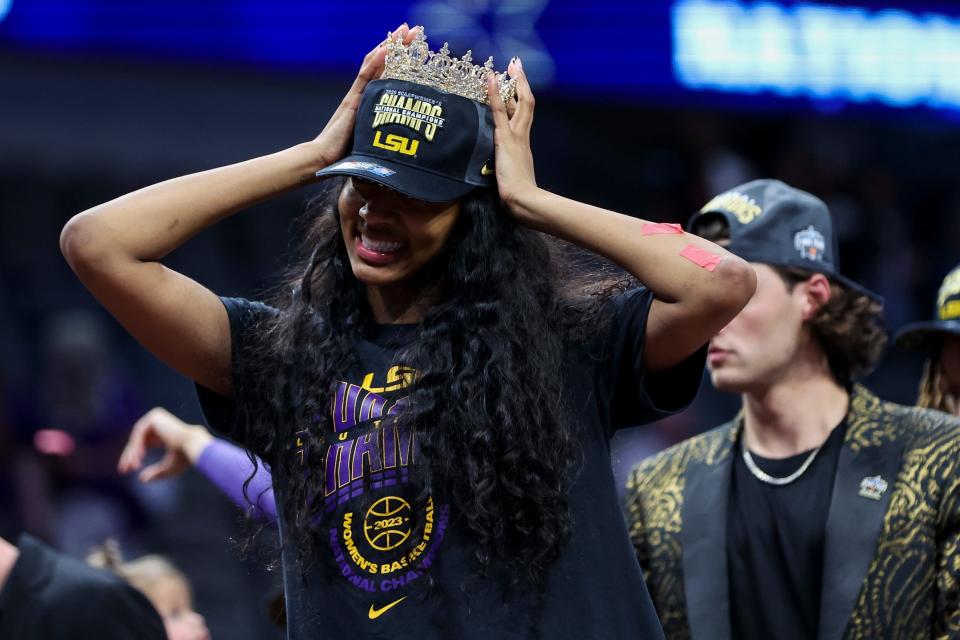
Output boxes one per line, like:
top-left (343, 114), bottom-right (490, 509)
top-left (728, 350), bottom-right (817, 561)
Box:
top-left (198, 288), bottom-right (706, 640)
top-left (727, 419), bottom-right (848, 640)
top-left (0, 534), bottom-right (166, 640)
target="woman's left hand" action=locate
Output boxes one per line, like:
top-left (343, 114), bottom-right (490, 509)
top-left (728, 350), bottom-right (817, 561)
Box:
top-left (487, 58), bottom-right (539, 215)
top-left (118, 407), bottom-right (213, 482)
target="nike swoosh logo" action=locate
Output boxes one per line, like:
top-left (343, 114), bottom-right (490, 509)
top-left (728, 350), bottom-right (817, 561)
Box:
top-left (368, 596), bottom-right (406, 620)
top-left (480, 161), bottom-right (494, 176)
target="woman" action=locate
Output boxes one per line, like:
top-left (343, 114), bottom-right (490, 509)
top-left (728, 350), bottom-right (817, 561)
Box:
top-left (896, 263), bottom-right (960, 415)
top-left (62, 25), bottom-right (755, 639)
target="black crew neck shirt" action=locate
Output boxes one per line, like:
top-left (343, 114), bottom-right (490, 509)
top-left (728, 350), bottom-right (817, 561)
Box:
top-left (197, 288), bottom-right (707, 639)
top-left (727, 418), bottom-right (848, 640)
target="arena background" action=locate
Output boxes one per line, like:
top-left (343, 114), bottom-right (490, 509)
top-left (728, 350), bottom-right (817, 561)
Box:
top-left (1, 1), bottom-right (958, 637)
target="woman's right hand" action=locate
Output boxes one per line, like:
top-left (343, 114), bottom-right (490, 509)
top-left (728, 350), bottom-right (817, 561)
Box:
top-left (309, 24), bottom-right (421, 169)
top-left (118, 408), bottom-right (214, 482)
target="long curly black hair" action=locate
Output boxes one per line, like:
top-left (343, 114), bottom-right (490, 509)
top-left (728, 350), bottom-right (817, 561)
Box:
top-left (232, 177), bottom-right (628, 589)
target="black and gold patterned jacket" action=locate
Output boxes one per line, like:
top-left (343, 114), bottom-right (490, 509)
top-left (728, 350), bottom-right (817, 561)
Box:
top-left (625, 385), bottom-right (960, 640)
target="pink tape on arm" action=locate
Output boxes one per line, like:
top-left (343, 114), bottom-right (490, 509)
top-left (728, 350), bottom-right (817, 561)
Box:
top-left (641, 222), bottom-right (684, 236)
top-left (679, 243), bottom-right (722, 272)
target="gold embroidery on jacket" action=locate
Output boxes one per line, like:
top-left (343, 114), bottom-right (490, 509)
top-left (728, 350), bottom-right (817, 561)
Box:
top-left (625, 386), bottom-right (960, 639)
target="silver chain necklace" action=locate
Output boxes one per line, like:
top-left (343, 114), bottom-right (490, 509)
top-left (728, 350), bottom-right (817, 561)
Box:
top-left (741, 445), bottom-right (822, 486)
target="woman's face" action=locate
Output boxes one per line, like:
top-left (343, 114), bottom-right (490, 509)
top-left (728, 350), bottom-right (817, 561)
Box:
top-left (338, 178), bottom-right (461, 287)
top-left (143, 576), bottom-right (210, 640)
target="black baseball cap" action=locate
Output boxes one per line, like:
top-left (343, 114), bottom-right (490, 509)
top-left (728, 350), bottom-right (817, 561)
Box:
top-left (688, 179), bottom-right (882, 302)
top-left (895, 263), bottom-right (960, 351)
top-left (316, 78), bottom-right (495, 203)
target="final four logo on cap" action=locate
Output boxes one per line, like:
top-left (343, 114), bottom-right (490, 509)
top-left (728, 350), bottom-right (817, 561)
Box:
top-left (687, 179), bottom-right (883, 304)
top-left (316, 29), bottom-right (517, 203)
top-left (794, 225), bottom-right (826, 262)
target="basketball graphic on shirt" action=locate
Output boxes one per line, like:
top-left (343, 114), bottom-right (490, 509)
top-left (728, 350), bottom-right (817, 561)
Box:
top-left (364, 496), bottom-right (413, 551)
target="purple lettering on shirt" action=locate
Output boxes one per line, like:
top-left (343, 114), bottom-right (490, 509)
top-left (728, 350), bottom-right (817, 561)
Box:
top-left (382, 420), bottom-right (416, 469)
top-left (324, 439), bottom-right (353, 495)
top-left (351, 431), bottom-right (383, 481)
top-left (332, 383), bottom-right (362, 433)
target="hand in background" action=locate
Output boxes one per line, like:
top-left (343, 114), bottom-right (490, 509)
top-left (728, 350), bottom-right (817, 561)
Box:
top-left (117, 408), bottom-right (213, 483)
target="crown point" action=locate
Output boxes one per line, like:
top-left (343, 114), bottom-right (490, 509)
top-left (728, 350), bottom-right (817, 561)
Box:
top-left (379, 27), bottom-right (517, 105)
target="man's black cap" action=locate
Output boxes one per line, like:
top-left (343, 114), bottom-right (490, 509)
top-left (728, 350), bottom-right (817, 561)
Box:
top-left (687, 179), bottom-right (881, 302)
top-left (895, 263), bottom-right (960, 352)
top-left (316, 78), bottom-right (495, 203)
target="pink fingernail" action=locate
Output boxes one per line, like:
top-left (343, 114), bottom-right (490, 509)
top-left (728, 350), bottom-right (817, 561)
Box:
top-left (516, 57), bottom-right (523, 69)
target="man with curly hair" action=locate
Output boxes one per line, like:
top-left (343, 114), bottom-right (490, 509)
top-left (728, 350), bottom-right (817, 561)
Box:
top-left (625, 179), bottom-right (960, 640)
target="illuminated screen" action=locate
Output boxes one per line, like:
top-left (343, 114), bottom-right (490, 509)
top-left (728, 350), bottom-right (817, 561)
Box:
top-left (2, 0), bottom-right (959, 114)
top-left (673, 0), bottom-right (960, 110)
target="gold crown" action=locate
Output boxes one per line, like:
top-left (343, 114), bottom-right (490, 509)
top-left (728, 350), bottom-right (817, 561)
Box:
top-left (382, 28), bottom-right (517, 106)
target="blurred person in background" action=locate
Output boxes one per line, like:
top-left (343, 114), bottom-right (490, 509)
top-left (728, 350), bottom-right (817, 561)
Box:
top-left (118, 408), bottom-right (285, 631)
top-left (59, 23), bottom-right (754, 640)
top-left (0, 285), bottom-right (26, 542)
top-left (0, 533), bottom-right (165, 639)
top-left (9, 309), bottom-right (145, 555)
top-left (89, 539), bottom-right (212, 640)
top-left (895, 263), bottom-right (960, 416)
top-left (626, 180), bottom-right (960, 639)
top-left (119, 407), bottom-right (276, 522)
top-left (0, 396), bottom-right (19, 542)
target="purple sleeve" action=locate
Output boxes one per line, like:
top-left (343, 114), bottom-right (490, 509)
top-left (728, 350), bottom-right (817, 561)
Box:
top-left (195, 438), bottom-right (277, 522)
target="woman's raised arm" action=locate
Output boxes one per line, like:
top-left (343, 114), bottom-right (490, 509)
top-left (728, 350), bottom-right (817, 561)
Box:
top-left (488, 61), bottom-right (756, 374)
top-left (60, 25), bottom-right (417, 395)
top-left (60, 144), bottom-right (322, 395)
